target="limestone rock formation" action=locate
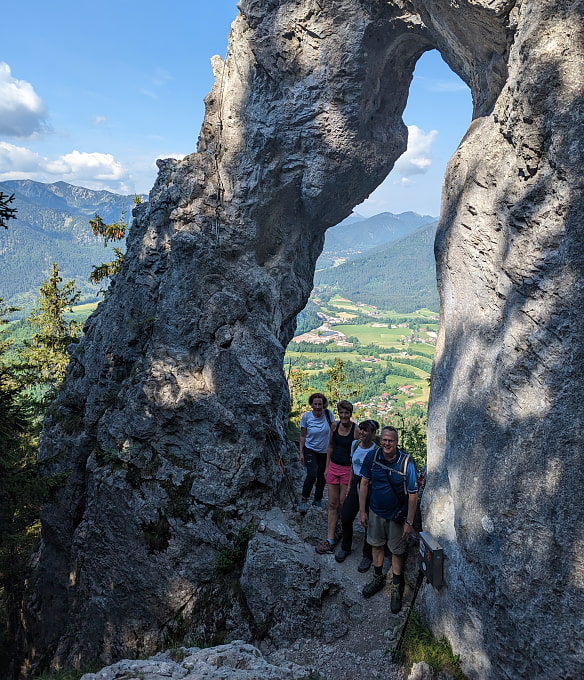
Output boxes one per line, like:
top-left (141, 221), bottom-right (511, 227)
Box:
top-left (79, 641), bottom-right (309, 680)
top-left (423, 2), bottom-right (584, 678)
top-left (20, 1), bottom-right (583, 679)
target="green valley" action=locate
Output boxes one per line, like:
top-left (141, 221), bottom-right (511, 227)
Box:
top-left (286, 293), bottom-right (437, 419)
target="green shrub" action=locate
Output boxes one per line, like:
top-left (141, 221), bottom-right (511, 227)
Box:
top-left (395, 609), bottom-right (467, 679)
top-left (215, 523), bottom-right (255, 572)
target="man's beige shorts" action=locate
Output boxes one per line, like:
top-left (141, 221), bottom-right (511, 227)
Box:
top-left (367, 509), bottom-right (407, 555)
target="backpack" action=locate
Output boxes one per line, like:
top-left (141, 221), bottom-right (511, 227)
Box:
top-left (373, 448), bottom-right (417, 503)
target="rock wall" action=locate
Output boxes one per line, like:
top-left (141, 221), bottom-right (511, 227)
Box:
top-left (20, 1), bottom-right (583, 679)
top-left (423, 2), bottom-right (584, 679)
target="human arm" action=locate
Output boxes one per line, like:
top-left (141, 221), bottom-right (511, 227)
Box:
top-left (359, 476), bottom-right (370, 527)
top-left (402, 491), bottom-right (418, 536)
top-left (299, 427), bottom-right (307, 462)
top-left (325, 422), bottom-right (337, 473)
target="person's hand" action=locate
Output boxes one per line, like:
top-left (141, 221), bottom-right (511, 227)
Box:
top-left (299, 450), bottom-right (304, 463)
top-left (360, 511), bottom-right (368, 528)
top-left (402, 522), bottom-right (413, 537)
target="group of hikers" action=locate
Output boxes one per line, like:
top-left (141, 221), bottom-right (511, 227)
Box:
top-left (297, 392), bottom-right (419, 614)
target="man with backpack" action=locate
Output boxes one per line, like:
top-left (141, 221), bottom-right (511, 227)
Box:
top-left (358, 426), bottom-right (418, 613)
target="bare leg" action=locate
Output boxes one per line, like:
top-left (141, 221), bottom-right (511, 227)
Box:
top-left (392, 552), bottom-right (404, 576)
top-left (327, 484), bottom-right (341, 540)
top-left (372, 545), bottom-right (385, 568)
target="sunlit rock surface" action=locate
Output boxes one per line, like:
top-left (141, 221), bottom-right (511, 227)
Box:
top-left (22, 1), bottom-right (583, 679)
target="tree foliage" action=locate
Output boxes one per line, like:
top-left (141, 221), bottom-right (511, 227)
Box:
top-left (18, 263), bottom-right (82, 395)
top-left (88, 209), bottom-right (128, 288)
top-left (0, 192), bottom-right (16, 229)
top-left (394, 411), bottom-right (427, 470)
top-left (325, 357), bottom-right (362, 406)
top-left (0, 299), bottom-right (43, 668)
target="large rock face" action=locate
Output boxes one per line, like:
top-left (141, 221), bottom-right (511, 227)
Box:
top-left (423, 2), bottom-right (584, 678)
top-left (21, 1), bottom-right (583, 679)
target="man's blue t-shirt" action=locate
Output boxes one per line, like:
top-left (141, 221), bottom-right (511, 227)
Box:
top-left (360, 448), bottom-right (418, 521)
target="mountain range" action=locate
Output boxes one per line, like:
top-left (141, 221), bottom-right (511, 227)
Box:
top-left (0, 179), bottom-right (438, 315)
top-left (316, 210), bottom-right (435, 269)
top-left (0, 180), bottom-right (141, 310)
top-left (315, 218), bottom-right (439, 312)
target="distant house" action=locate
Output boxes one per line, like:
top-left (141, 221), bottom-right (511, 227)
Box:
top-left (398, 385), bottom-right (414, 393)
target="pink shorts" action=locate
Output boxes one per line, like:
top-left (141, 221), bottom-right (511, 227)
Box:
top-left (325, 461), bottom-right (351, 487)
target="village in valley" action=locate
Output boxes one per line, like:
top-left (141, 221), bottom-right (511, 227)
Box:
top-left (286, 294), bottom-right (438, 420)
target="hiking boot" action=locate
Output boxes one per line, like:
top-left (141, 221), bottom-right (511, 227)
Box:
top-left (298, 500), bottom-right (308, 514)
top-left (315, 539), bottom-right (335, 554)
top-left (335, 548), bottom-right (351, 562)
top-left (390, 582), bottom-right (404, 613)
top-left (312, 500), bottom-right (324, 508)
top-left (357, 556), bottom-right (372, 573)
top-left (362, 573), bottom-right (386, 598)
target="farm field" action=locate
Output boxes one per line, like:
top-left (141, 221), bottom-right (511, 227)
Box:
top-left (5, 291), bottom-right (437, 422)
top-left (285, 294), bottom-right (437, 419)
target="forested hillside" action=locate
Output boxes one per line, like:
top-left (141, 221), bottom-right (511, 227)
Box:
top-left (0, 180), bottom-right (141, 311)
top-left (314, 220), bottom-right (439, 312)
top-left (316, 210), bottom-right (435, 268)
top-left (0, 179), bottom-right (438, 316)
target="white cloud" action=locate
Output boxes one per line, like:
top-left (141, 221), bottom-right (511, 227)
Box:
top-left (354, 126), bottom-right (441, 217)
top-left (140, 67), bottom-right (175, 99)
top-left (429, 80), bottom-right (469, 93)
top-left (150, 67), bottom-right (174, 88)
top-left (394, 125), bottom-right (438, 176)
top-left (0, 142), bottom-right (132, 192)
top-left (92, 115), bottom-right (107, 126)
top-left (412, 73), bottom-right (469, 93)
top-left (0, 62), bottom-right (49, 138)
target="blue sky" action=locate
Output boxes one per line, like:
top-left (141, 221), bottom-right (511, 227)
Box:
top-left (1, 1), bottom-right (471, 217)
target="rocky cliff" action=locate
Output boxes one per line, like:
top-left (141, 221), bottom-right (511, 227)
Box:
top-left (21, 1), bottom-right (583, 679)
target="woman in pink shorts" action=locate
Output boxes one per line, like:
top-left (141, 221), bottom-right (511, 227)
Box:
top-left (315, 400), bottom-right (356, 554)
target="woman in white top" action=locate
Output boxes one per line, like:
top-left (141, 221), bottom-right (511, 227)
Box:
top-left (334, 419), bottom-right (379, 572)
top-left (298, 393), bottom-right (334, 513)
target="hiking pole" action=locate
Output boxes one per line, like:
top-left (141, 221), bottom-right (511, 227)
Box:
top-left (392, 567), bottom-right (426, 662)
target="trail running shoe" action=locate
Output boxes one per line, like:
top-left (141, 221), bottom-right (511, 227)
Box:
top-left (315, 539), bottom-right (335, 554)
top-left (357, 556), bottom-right (372, 573)
top-left (362, 573), bottom-right (386, 598)
top-left (298, 500), bottom-right (308, 514)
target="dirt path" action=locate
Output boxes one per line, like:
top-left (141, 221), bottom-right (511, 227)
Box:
top-left (265, 503), bottom-right (416, 680)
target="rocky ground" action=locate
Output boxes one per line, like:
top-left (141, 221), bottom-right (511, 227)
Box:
top-left (80, 499), bottom-right (439, 680)
top-left (263, 500), bottom-right (420, 680)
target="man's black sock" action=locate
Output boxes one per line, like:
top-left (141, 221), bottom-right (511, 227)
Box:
top-left (393, 573), bottom-right (404, 585)
top-left (374, 565), bottom-right (383, 577)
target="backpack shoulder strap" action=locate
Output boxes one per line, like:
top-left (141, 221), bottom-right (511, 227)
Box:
top-left (401, 453), bottom-right (411, 496)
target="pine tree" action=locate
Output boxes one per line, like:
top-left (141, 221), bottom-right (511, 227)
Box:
top-left (88, 210), bottom-right (127, 287)
top-left (88, 198), bottom-right (138, 290)
top-left (19, 263), bottom-right (82, 396)
top-left (0, 299), bottom-right (42, 667)
top-left (325, 357), bottom-right (362, 406)
top-left (0, 192), bottom-right (16, 229)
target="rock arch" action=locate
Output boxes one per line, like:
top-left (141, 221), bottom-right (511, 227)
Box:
top-left (22, 2), bottom-right (583, 679)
